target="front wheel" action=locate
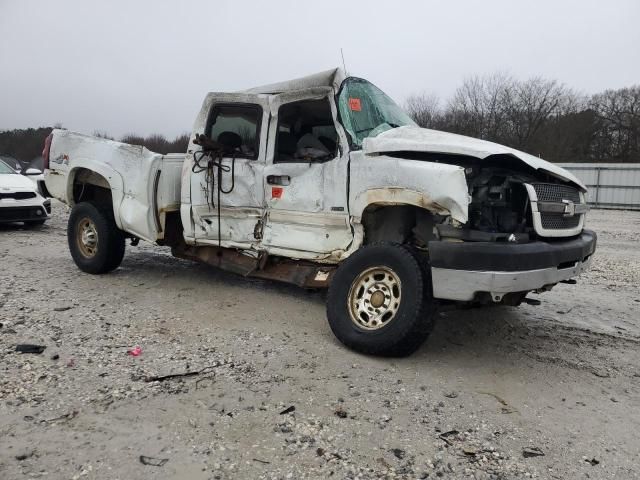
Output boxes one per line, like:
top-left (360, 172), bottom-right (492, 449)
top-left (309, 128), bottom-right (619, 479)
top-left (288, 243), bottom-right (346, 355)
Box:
top-left (326, 243), bottom-right (435, 356)
top-left (67, 202), bottom-right (125, 274)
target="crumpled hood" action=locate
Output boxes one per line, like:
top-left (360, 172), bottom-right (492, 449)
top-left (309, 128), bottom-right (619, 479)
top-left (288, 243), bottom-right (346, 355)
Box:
top-left (363, 126), bottom-right (586, 191)
top-left (0, 173), bottom-right (38, 192)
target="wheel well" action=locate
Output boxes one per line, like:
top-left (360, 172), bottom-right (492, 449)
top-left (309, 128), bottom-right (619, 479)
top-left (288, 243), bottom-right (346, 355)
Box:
top-left (361, 204), bottom-right (440, 247)
top-left (71, 168), bottom-right (113, 210)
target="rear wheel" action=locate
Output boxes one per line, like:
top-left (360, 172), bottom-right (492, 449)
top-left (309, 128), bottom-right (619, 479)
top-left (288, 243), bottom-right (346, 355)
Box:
top-left (68, 202), bottom-right (125, 274)
top-left (327, 243), bottom-right (435, 356)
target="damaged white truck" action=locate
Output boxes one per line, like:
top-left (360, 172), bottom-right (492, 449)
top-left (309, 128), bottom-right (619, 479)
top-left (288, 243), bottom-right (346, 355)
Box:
top-left (43, 69), bottom-right (596, 356)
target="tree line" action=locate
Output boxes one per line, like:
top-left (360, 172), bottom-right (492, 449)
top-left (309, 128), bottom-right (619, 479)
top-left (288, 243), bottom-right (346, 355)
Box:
top-left (404, 73), bottom-right (639, 163)
top-left (1, 73), bottom-right (638, 166)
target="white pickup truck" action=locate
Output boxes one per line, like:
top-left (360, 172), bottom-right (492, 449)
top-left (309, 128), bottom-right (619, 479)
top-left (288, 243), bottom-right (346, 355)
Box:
top-left (43, 68), bottom-right (596, 356)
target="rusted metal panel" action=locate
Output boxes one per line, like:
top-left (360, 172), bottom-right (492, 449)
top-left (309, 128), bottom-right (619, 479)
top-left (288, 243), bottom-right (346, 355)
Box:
top-left (171, 243), bottom-right (258, 276)
top-left (249, 260), bottom-right (335, 288)
top-left (171, 242), bottom-right (334, 288)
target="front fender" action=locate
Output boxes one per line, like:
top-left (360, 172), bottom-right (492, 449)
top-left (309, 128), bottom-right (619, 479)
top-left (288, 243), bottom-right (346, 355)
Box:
top-left (351, 187), bottom-right (468, 223)
top-left (348, 153), bottom-right (470, 223)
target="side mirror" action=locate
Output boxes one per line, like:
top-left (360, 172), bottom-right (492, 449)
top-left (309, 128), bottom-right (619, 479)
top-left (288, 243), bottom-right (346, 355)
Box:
top-left (24, 168), bottom-right (43, 176)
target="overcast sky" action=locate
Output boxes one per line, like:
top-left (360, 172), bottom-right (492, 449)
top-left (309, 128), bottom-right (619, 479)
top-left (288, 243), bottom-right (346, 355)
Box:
top-left (1, 0), bottom-right (638, 138)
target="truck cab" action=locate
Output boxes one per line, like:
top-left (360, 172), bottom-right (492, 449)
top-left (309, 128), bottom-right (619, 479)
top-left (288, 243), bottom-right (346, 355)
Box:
top-left (44, 68), bottom-right (596, 356)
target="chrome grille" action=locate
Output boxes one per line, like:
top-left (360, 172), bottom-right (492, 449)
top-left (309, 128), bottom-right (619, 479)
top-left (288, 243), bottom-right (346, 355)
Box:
top-left (526, 182), bottom-right (585, 235)
top-left (540, 213), bottom-right (581, 230)
top-left (532, 183), bottom-right (580, 203)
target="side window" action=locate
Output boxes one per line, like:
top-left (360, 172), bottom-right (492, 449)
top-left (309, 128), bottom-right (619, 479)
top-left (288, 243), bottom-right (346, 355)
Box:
top-left (275, 98), bottom-right (338, 163)
top-left (207, 104), bottom-right (261, 159)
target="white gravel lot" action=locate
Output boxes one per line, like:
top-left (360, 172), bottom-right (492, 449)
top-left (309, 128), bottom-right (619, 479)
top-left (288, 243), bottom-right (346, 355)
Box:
top-left (1, 204), bottom-right (639, 479)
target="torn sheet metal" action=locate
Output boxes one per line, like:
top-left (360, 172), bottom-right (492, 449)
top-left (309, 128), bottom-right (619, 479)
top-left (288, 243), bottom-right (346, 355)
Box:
top-left (363, 126), bottom-right (586, 191)
top-left (349, 151), bottom-right (470, 223)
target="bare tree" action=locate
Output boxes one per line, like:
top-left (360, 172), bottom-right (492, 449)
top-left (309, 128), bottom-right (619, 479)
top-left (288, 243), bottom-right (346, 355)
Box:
top-left (120, 132), bottom-right (190, 154)
top-left (93, 130), bottom-right (114, 140)
top-left (446, 72), bottom-right (514, 141)
top-left (404, 93), bottom-right (441, 128)
top-left (417, 73), bottom-right (589, 162)
top-left (590, 86), bottom-right (640, 162)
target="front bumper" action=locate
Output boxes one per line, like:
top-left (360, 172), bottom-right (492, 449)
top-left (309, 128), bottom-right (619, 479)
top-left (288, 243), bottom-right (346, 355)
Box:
top-left (428, 230), bottom-right (596, 301)
top-left (0, 199), bottom-right (51, 223)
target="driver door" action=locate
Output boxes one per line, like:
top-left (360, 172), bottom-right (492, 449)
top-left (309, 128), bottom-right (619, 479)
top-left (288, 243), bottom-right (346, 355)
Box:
top-left (261, 89), bottom-right (352, 258)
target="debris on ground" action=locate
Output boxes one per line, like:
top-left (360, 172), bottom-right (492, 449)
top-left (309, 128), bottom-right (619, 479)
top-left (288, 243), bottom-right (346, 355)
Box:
top-left (438, 430), bottom-right (460, 446)
top-left (15, 450), bottom-right (35, 461)
top-left (522, 447), bottom-right (545, 458)
top-left (390, 448), bottom-right (406, 459)
top-left (42, 410), bottom-right (78, 424)
top-left (53, 306), bottom-right (72, 312)
top-left (15, 344), bottom-right (46, 354)
top-left (144, 364), bottom-right (227, 382)
top-left (479, 391), bottom-right (518, 414)
top-left (127, 346), bottom-right (142, 357)
top-left (139, 455), bottom-right (168, 467)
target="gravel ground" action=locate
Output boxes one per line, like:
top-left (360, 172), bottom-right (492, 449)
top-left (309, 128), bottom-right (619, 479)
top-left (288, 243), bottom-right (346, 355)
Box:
top-left (1, 204), bottom-right (639, 479)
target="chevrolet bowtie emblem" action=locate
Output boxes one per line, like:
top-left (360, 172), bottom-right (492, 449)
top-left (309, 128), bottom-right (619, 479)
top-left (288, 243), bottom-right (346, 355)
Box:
top-left (562, 199), bottom-right (576, 217)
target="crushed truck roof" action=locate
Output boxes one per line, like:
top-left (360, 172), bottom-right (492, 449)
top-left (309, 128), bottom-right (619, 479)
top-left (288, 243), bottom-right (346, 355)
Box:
top-left (244, 68), bottom-right (346, 94)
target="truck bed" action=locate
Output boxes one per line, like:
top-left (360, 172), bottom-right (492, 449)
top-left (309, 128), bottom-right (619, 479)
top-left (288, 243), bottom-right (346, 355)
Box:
top-left (45, 129), bottom-right (184, 243)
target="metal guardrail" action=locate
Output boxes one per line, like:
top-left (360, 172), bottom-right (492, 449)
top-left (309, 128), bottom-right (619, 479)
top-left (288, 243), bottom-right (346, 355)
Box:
top-left (559, 165), bottom-right (640, 210)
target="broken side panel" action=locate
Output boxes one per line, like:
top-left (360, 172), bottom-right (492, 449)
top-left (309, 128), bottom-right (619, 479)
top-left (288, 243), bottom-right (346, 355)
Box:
top-left (184, 92), bottom-right (270, 248)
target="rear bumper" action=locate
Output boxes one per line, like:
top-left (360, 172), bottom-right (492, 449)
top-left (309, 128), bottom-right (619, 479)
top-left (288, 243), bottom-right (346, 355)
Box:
top-left (428, 230), bottom-right (596, 301)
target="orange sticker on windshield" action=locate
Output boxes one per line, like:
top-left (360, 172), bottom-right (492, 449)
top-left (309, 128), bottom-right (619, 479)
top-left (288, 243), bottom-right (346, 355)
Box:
top-left (348, 98), bottom-right (362, 111)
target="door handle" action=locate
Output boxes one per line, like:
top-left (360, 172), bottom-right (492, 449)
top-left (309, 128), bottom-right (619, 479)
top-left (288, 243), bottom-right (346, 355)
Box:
top-left (267, 175), bottom-right (291, 186)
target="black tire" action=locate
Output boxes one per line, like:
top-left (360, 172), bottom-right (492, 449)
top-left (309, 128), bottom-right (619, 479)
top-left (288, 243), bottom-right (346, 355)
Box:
top-left (326, 243), bottom-right (435, 356)
top-left (67, 202), bottom-right (125, 274)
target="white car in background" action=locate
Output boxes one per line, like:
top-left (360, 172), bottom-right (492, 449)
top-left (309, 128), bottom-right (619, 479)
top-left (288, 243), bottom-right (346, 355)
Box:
top-left (0, 159), bottom-right (51, 226)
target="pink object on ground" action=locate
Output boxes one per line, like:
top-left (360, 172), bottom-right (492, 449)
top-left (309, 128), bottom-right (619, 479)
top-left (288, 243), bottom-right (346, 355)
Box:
top-left (127, 346), bottom-right (142, 357)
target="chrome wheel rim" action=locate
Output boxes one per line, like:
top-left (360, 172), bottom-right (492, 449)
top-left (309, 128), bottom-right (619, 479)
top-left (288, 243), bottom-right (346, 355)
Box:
top-left (348, 266), bottom-right (402, 330)
top-left (77, 217), bottom-right (98, 258)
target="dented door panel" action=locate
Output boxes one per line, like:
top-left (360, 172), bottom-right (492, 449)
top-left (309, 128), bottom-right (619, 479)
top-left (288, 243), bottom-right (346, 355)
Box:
top-left (261, 89), bottom-right (352, 256)
top-left (184, 92), bottom-right (271, 247)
